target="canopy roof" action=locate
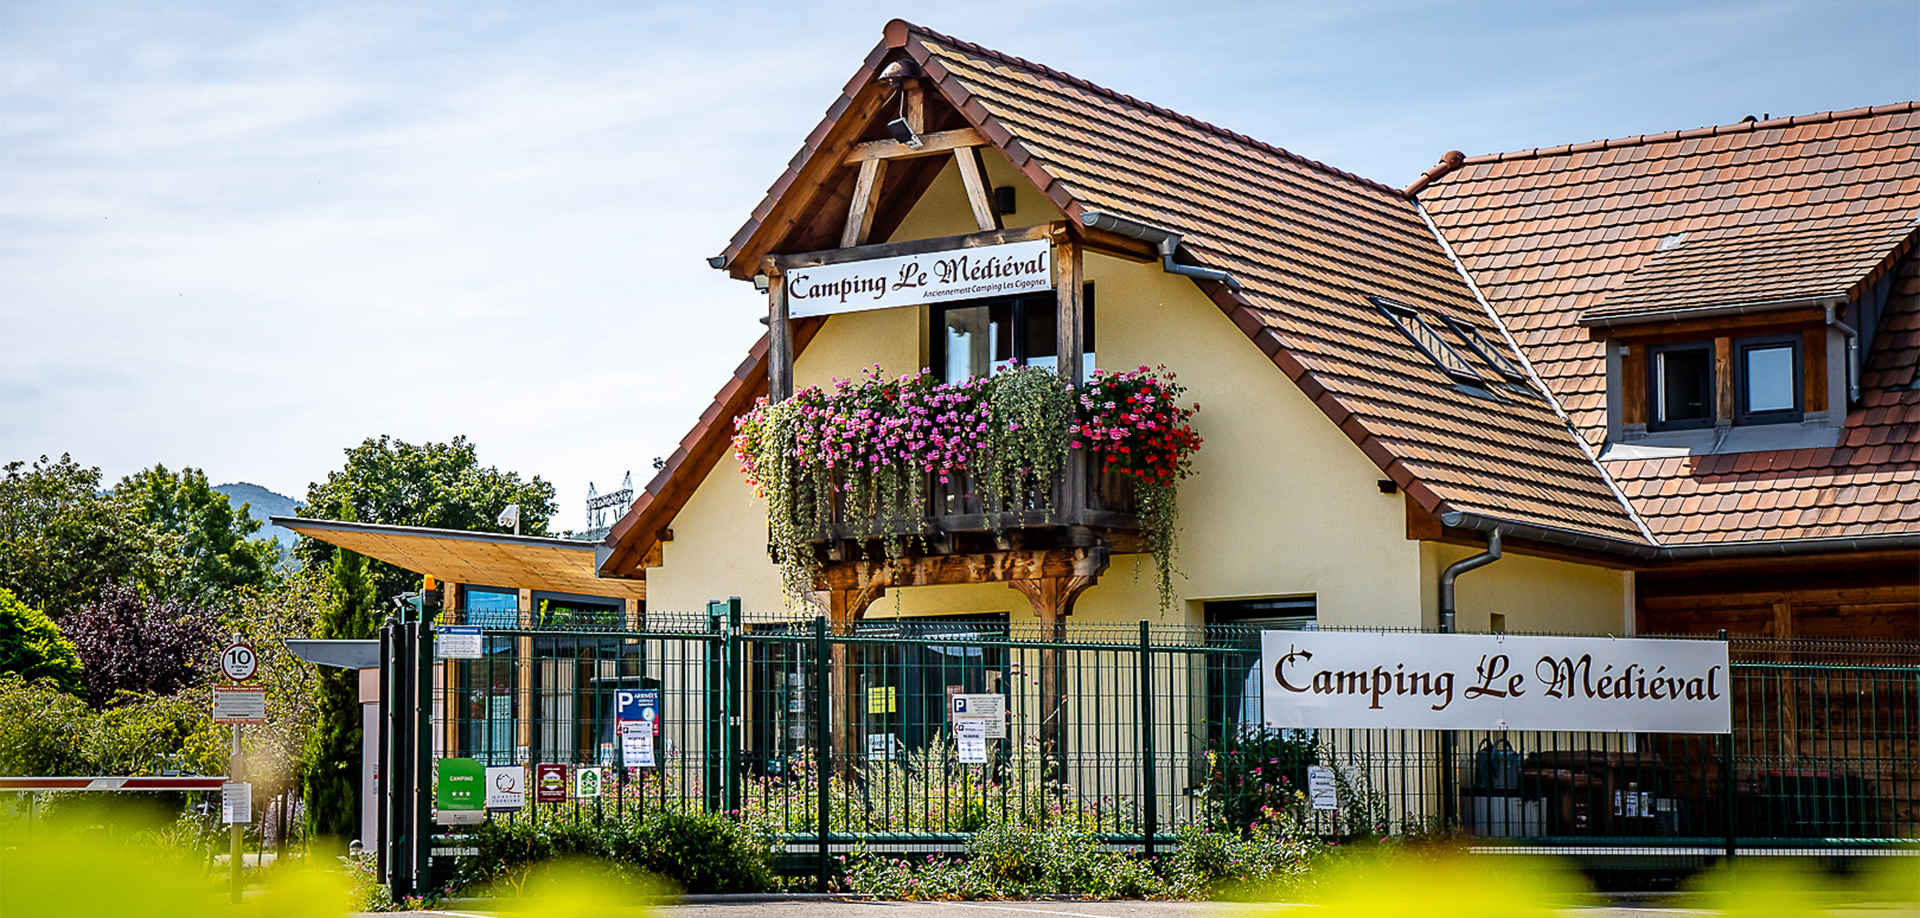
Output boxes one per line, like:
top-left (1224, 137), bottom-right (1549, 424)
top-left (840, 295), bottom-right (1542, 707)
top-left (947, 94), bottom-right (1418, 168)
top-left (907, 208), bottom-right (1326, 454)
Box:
top-left (275, 517), bottom-right (644, 600)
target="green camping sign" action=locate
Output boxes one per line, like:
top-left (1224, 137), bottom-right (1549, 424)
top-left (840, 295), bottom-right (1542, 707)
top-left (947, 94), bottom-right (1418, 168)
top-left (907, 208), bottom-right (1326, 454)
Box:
top-left (436, 757), bottom-right (485, 819)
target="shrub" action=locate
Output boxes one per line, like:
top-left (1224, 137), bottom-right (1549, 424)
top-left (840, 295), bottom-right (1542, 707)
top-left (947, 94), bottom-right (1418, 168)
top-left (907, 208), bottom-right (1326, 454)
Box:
top-left (453, 807), bottom-right (774, 896)
top-left (0, 587), bottom-right (82, 694)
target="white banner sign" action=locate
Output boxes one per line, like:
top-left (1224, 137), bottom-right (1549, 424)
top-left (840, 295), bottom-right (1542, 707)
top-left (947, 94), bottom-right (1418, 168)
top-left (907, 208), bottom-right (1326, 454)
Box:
top-left (785, 239), bottom-right (1051, 319)
top-left (1261, 631), bottom-right (1730, 734)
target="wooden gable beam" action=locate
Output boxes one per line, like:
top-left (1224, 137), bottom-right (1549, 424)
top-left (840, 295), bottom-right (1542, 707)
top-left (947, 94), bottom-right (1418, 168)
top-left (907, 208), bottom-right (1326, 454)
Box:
top-left (952, 146), bottom-right (1000, 233)
top-left (843, 127), bottom-right (986, 164)
top-left (840, 159), bottom-right (888, 248)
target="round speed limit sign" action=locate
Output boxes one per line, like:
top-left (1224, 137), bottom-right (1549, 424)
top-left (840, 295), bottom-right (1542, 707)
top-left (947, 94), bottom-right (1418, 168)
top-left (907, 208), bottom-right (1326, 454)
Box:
top-left (220, 644), bottom-right (258, 682)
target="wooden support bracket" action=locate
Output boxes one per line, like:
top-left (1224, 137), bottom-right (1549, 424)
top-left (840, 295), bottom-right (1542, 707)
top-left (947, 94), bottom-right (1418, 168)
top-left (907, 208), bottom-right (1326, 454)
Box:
top-left (953, 146), bottom-right (1000, 233)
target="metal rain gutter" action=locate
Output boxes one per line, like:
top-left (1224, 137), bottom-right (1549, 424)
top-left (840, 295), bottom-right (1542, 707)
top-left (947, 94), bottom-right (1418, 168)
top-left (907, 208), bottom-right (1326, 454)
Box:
top-left (1438, 508), bottom-right (1920, 561)
top-left (1079, 212), bottom-right (1242, 291)
top-left (1579, 295), bottom-right (1840, 329)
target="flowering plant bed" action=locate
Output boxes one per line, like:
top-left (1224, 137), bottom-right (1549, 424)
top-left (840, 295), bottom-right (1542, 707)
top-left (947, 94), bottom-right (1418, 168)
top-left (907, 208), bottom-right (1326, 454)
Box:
top-left (734, 365), bottom-right (1199, 608)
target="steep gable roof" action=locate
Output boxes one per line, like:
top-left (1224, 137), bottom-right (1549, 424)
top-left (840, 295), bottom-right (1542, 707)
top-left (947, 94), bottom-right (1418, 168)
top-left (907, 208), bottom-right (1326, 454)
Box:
top-left (1421, 105), bottom-right (1920, 546)
top-left (603, 20), bottom-right (1656, 578)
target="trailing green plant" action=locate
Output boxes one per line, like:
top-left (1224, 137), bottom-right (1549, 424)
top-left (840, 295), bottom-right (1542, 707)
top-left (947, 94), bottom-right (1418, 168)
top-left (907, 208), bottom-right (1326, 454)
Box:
top-left (1072, 366), bottom-right (1201, 609)
top-left (735, 364), bottom-right (1198, 610)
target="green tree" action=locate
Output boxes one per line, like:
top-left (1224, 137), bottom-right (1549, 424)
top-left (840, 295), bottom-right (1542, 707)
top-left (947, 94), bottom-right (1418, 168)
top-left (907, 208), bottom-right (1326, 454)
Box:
top-left (301, 549), bottom-right (376, 840)
top-left (0, 455), bottom-right (170, 619)
top-left (0, 587), bottom-right (83, 695)
top-left (116, 464), bottom-right (279, 607)
top-left (298, 436), bottom-right (556, 605)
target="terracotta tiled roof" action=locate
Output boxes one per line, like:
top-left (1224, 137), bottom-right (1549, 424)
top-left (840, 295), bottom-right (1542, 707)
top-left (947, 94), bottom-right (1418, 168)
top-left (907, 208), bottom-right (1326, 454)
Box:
top-left (1423, 105), bottom-right (1920, 545)
top-left (904, 26), bottom-right (1648, 545)
top-left (1584, 218), bottom-right (1917, 325)
top-left (1420, 104), bottom-right (1920, 445)
top-left (1603, 252), bottom-right (1920, 544)
top-left (607, 20), bottom-right (1655, 573)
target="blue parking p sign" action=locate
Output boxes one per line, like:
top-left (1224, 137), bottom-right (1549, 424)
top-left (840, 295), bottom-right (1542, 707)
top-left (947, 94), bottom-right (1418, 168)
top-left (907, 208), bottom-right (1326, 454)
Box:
top-left (616, 689), bottom-right (658, 735)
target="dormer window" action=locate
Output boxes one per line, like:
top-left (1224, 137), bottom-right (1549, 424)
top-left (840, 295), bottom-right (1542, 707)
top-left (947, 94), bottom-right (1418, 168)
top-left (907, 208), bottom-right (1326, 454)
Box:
top-left (1735, 334), bottom-right (1802, 425)
top-left (1648, 342), bottom-right (1714, 431)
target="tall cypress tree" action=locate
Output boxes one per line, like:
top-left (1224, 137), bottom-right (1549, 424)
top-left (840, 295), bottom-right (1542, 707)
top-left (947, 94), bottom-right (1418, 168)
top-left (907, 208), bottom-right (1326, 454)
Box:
top-left (302, 548), bottom-right (375, 840)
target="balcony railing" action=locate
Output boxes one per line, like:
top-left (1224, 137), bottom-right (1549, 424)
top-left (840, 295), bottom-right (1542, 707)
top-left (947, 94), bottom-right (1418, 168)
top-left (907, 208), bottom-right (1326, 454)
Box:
top-left (810, 454), bottom-right (1139, 543)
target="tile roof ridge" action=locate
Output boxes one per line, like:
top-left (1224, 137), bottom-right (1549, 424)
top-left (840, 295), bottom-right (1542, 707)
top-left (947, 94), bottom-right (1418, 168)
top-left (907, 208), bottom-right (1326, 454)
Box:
top-left (896, 20), bottom-right (1411, 200)
top-left (1454, 100), bottom-right (1920, 165)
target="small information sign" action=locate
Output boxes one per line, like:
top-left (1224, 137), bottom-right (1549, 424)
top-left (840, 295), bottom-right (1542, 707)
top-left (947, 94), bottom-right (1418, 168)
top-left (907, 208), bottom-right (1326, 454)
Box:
top-left (485, 765), bottom-right (526, 810)
top-left (574, 766), bottom-right (603, 799)
top-left (950, 693), bottom-right (1006, 739)
top-left (955, 719), bottom-right (988, 764)
top-left (621, 730), bottom-right (655, 768)
top-left (867, 686), bottom-right (897, 714)
top-left (212, 686), bottom-right (267, 724)
top-left (615, 689), bottom-right (659, 736)
top-left (436, 626), bottom-right (484, 660)
top-left (534, 764), bottom-right (568, 803)
top-left (866, 733), bottom-right (898, 761)
top-left (1306, 766), bottom-right (1337, 811)
top-left (221, 782), bottom-right (252, 824)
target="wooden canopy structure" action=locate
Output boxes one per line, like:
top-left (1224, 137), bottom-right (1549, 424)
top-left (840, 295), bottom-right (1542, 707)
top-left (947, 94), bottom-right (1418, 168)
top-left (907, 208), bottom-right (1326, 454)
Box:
top-left (275, 517), bottom-right (645, 600)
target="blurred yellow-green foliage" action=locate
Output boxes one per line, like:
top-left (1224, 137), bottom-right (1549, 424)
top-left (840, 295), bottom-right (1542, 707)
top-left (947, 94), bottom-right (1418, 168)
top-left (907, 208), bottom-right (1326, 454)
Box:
top-left (485, 857), bottom-right (665, 918)
top-left (1306, 851), bottom-right (1586, 918)
top-left (1688, 856), bottom-right (1919, 917)
top-left (1, 833), bottom-right (350, 918)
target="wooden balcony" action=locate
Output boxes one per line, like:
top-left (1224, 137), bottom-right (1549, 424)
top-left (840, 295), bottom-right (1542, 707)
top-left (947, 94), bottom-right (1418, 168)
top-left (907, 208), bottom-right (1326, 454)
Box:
top-left (809, 453), bottom-right (1141, 555)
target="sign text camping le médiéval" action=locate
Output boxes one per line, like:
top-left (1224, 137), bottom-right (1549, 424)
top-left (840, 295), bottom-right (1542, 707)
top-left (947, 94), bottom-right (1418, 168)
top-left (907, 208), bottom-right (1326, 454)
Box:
top-left (1260, 631), bottom-right (1730, 733)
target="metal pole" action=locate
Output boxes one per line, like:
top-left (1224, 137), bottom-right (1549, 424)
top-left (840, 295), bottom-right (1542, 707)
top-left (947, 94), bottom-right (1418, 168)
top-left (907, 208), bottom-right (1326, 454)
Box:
top-left (705, 604), bottom-right (723, 813)
top-left (724, 597), bottom-right (742, 816)
top-left (813, 615), bottom-right (830, 892)
top-left (230, 723), bottom-right (243, 904)
top-left (1719, 629), bottom-right (1735, 862)
top-left (415, 621), bottom-right (435, 895)
top-left (1138, 620), bottom-right (1157, 858)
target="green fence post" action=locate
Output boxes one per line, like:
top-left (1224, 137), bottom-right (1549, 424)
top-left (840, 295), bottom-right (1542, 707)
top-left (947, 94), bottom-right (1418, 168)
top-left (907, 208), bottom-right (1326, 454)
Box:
top-left (721, 597), bottom-right (742, 816)
top-left (813, 615), bottom-right (831, 892)
top-left (415, 619), bottom-right (435, 895)
top-left (1719, 629), bottom-right (1735, 861)
top-left (1139, 620), bottom-right (1157, 859)
top-left (705, 602), bottom-right (724, 813)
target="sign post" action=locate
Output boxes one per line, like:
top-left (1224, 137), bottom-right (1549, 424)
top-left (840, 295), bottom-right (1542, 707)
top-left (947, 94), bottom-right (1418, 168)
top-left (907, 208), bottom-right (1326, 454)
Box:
top-left (215, 639), bottom-right (258, 904)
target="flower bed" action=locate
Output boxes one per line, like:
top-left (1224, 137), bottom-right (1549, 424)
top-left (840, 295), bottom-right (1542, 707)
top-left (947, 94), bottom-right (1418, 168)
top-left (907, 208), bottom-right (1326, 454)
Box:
top-left (733, 365), bottom-right (1200, 608)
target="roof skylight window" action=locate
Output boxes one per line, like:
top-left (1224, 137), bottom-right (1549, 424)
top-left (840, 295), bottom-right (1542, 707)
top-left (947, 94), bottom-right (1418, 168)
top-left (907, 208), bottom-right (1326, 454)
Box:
top-left (1369, 296), bottom-right (1484, 386)
top-left (1441, 316), bottom-right (1529, 383)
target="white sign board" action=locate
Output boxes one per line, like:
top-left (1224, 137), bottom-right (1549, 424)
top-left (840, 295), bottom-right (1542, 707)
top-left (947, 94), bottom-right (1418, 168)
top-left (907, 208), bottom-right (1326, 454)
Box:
top-left (1261, 631), bottom-right (1730, 733)
top-left (574, 766), bottom-right (603, 798)
top-left (436, 626), bottom-right (484, 660)
top-left (1306, 766), bottom-right (1337, 811)
top-left (950, 693), bottom-right (1007, 739)
top-left (866, 733), bottom-right (899, 761)
top-left (212, 686), bottom-right (268, 724)
top-left (221, 782), bottom-right (252, 824)
top-left (220, 644), bottom-right (257, 682)
top-left (785, 239), bottom-right (1051, 319)
top-left (621, 730), bottom-right (655, 768)
top-left (954, 719), bottom-right (989, 764)
top-left (485, 765), bottom-right (525, 810)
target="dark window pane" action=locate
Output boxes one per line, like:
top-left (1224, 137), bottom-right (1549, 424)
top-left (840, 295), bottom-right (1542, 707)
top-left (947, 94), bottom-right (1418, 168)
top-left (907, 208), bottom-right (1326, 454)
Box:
top-left (1657, 348), bottom-right (1711, 423)
top-left (1021, 295), bottom-right (1057, 370)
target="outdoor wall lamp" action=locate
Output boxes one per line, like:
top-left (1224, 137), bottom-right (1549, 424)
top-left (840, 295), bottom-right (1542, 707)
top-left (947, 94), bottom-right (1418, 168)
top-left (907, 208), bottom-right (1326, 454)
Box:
top-left (886, 117), bottom-right (923, 149)
top-left (752, 272), bottom-right (770, 293)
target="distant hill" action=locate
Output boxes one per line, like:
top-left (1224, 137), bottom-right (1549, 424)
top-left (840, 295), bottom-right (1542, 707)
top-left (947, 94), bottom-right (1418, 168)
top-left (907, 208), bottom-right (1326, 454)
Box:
top-left (214, 482), bottom-right (304, 557)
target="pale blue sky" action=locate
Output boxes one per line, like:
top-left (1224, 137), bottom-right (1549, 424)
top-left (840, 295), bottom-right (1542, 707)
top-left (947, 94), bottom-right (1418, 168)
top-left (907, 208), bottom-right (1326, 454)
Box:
top-left (2, 1), bottom-right (1914, 529)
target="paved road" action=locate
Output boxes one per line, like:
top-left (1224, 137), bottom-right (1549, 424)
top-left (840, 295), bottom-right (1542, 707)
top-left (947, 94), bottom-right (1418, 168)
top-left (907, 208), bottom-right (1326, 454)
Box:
top-left (396, 899), bottom-right (1720, 918)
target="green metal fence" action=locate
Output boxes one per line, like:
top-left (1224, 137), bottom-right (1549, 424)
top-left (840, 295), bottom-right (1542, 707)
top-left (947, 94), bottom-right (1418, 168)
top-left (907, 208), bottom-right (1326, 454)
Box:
top-left (423, 608), bottom-right (1918, 881)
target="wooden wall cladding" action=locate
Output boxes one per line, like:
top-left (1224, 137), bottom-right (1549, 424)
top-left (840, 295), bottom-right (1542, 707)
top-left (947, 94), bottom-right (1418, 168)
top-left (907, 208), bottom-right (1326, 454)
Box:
top-left (1636, 559), bottom-right (1919, 639)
